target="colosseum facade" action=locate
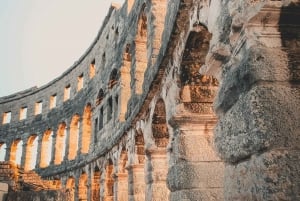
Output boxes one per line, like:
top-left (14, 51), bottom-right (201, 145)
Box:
top-left (0, 0), bottom-right (299, 200)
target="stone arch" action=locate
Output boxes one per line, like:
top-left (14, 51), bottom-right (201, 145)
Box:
top-left (180, 25), bottom-right (218, 113)
top-left (40, 129), bottom-right (53, 168)
top-left (10, 139), bottom-right (23, 166)
top-left (78, 172), bottom-right (88, 201)
top-left (24, 135), bottom-right (38, 170)
top-left (66, 177), bottom-right (75, 201)
top-left (134, 4), bottom-right (148, 94)
top-left (120, 44), bottom-right (132, 121)
top-left (54, 122), bottom-right (67, 165)
top-left (82, 103), bottom-right (92, 153)
top-left (68, 114), bottom-right (80, 160)
top-left (0, 143), bottom-right (7, 161)
top-left (108, 68), bottom-right (119, 89)
top-left (92, 166), bottom-right (101, 201)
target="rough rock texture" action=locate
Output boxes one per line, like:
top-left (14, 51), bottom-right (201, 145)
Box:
top-left (0, 0), bottom-right (299, 200)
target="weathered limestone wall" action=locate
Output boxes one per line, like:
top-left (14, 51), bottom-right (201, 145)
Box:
top-left (0, 0), bottom-right (299, 200)
top-left (202, 0), bottom-right (300, 200)
top-left (6, 190), bottom-right (66, 201)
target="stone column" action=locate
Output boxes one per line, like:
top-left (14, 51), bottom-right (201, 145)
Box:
top-left (87, 170), bottom-right (92, 201)
top-left (201, 2), bottom-right (300, 200)
top-left (20, 140), bottom-right (27, 169)
top-left (168, 115), bottom-right (224, 201)
top-left (127, 164), bottom-right (145, 201)
top-left (77, 121), bottom-right (83, 156)
top-left (74, 174), bottom-right (80, 201)
top-left (146, 148), bottom-right (169, 201)
top-left (117, 173), bottom-right (128, 201)
top-left (63, 127), bottom-right (70, 161)
top-left (35, 137), bottom-right (43, 169)
top-left (4, 141), bottom-right (11, 162)
top-left (50, 129), bottom-right (57, 165)
top-left (150, 0), bottom-right (167, 64)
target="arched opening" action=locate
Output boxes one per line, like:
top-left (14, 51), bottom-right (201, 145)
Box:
top-left (54, 122), bottom-right (67, 165)
top-left (108, 68), bottom-right (119, 89)
top-left (134, 4), bottom-right (148, 95)
top-left (120, 44), bottom-right (132, 121)
top-left (78, 172), bottom-right (88, 201)
top-left (180, 25), bottom-right (218, 113)
top-left (24, 135), bottom-right (38, 170)
top-left (92, 167), bottom-right (101, 201)
top-left (68, 114), bottom-right (80, 160)
top-left (10, 139), bottom-right (23, 166)
top-left (104, 160), bottom-right (114, 201)
top-left (40, 129), bottom-right (53, 168)
top-left (66, 177), bottom-right (75, 201)
top-left (0, 143), bottom-right (7, 161)
top-left (82, 104), bottom-right (92, 153)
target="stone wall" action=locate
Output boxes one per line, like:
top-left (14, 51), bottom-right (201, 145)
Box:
top-left (0, 0), bottom-right (299, 200)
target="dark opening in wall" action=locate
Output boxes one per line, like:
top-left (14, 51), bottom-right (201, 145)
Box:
top-left (35, 101), bottom-right (43, 115)
top-left (19, 106), bottom-right (27, 120)
top-left (94, 118), bottom-right (98, 143)
top-left (77, 74), bottom-right (84, 91)
top-left (90, 59), bottom-right (96, 78)
top-left (102, 53), bottom-right (106, 66)
top-left (99, 107), bottom-right (103, 130)
top-left (107, 97), bottom-right (113, 122)
top-left (2, 111), bottom-right (11, 124)
top-left (96, 89), bottom-right (104, 106)
top-left (108, 69), bottom-right (119, 89)
top-left (64, 85), bottom-right (71, 101)
top-left (114, 95), bottom-right (119, 120)
top-left (50, 94), bottom-right (57, 109)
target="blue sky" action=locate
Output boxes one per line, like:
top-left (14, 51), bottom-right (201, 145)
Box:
top-left (0, 0), bottom-right (125, 97)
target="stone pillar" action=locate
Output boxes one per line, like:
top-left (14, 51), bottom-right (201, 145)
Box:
top-left (91, 169), bottom-right (101, 201)
top-left (168, 115), bottom-right (224, 201)
top-left (150, 0), bottom-right (167, 64)
top-left (50, 129), bottom-right (57, 165)
top-left (20, 140), bottom-right (27, 169)
top-left (146, 148), bottom-right (169, 201)
top-left (35, 137), bottom-right (43, 169)
top-left (77, 121), bottom-right (83, 156)
top-left (74, 175), bottom-right (80, 201)
top-left (64, 127), bottom-right (71, 161)
top-left (128, 164), bottom-right (145, 201)
top-left (100, 171), bottom-right (105, 201)
top-left (4, 141), bottom-right (11, 162)
top-left (112, 173), bottom-right (118, 201)
top-left (117, 173), bottom-right (128, 201)
top-left (87, 170), bottom-right (92, 201)
top-left (201, 2), bottom-right (300, 200)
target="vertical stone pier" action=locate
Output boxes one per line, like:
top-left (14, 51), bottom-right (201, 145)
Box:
top-left (168, 115), bottom-right (224, 201)
top-left (202, 1), bottom-right (300, 200)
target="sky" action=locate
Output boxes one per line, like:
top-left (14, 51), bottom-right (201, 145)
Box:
top-left (0, 0), bottom-right (125, 97)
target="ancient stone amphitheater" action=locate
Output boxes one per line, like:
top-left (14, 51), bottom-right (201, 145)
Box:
top-left (0, 0), bottom-right (299, 200)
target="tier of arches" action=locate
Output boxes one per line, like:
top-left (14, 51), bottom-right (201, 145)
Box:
top-left (42, 97), bottom-right (170, 201)
top-left (0, 104), bottom-right (92, 170)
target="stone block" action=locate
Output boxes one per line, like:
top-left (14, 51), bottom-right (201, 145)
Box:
top-left (215, 84), bottom-right (300, 163)
top-left (167, 161), bottom-right (224, 191)
top-left (225, 149), bottom-right (300, 201)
